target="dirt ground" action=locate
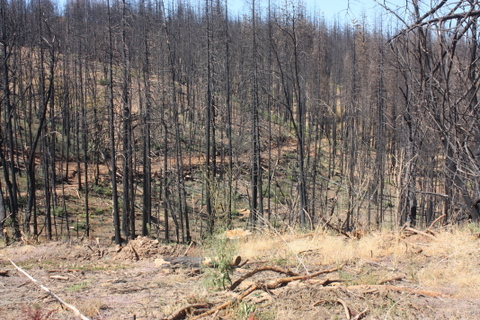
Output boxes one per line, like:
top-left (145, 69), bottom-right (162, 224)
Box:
top-left (1, 232), bottom-right (480, 320)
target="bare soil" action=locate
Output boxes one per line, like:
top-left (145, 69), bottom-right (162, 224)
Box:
top-left (1, 233), bottom-right (480, 320)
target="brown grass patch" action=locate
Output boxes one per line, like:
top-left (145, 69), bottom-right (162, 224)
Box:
top-left (238, 226), bottom-right (480, 298)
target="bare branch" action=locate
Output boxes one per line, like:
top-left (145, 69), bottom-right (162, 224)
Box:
top-left (9, 260), bottom-right (91, 320)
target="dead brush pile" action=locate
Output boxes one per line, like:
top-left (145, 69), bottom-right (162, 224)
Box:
top-left (112, 236), bottom-right (185, 260)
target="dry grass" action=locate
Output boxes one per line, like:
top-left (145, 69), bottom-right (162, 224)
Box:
top-left (238, 226), bottom-right (480, 298)
top-left (416, 228), bottom-right (480, 297)
top-left (239, 228), bottom-right (406, 265)
top-left (3, 225), bottom-right (480, 319)
top-left (76, 298), bottom-right (103, 318)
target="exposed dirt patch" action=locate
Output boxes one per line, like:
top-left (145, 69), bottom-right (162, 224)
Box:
top-left (0, 239), bottom-right (201, 320)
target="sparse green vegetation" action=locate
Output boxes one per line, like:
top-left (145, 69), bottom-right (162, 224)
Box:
top-left (66, 280), bottom-right (91, 292)
top-left (91, 184), bottom-right (112, 197)
top-left (52, 206), bottom-right (65, 217)
top-left (98, 78), bottom-right (109, 86)
top-left (234, 301), bottom-right (257, 320)
top-left (466, 222), bottom-right (480, 234)
top-left (94, 208), bottom-right (106, 216)
top-left (72, 221), bottom-right (87, 231)
top-left (202, 232), bottom-right (238, 290)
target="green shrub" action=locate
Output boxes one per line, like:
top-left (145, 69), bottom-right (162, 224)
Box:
top-left (202, 233), bottom-right (238, 290)
top-left (72, 221), bottom-right (86, 231)
top-left (98, 78), bottom-right (109, 86)
top-left (234, 301), bottom-right (275, 320)
top-left (17, 195), bottom-right (28, 207)
top-left (52, 207), bottom-right (66, 217)
top-left (94, 208), bottom-right (106, 216)
top-left (91, 184), bottom-right (112, 197)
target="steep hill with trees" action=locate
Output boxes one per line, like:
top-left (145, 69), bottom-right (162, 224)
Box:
top-left (1, 0), bottom-right (480, 243)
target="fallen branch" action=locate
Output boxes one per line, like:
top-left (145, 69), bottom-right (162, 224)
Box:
top-left (9, 259), bottom-right (91, 320)
top-left (336, 298), bottom-right (351, 319)
top-left (231, 264), bottom-right (343, 291)
top-left (347, 284), bottom-right (446, 298)
top-left (378, 275), bottom-right (404, 285)
top-left (352, 306), bottom-right (369, 320)
top-left (229, 266), bottom-right (299, 290)
top-left (50, 275), bottom-right (69, 281)
top-left (319, 215), bottom-right (351, 238)
top-left (237, 258), bottom-right (249, 268)
top-left (269, 276), bottom-right (343, 290)
top-left (166, 303), bottom-right (211, 320)
top-left (426, 214), bottom-right (446, 233)
top-left (190, 284), bottom-right (259, 320)
top-left (195, 265), bottom-right (345, 319)
top-left (311, 265), bottom-right (344, 278)
top-left (313, 299), bottom-right (368, 320)
top-left (48, 269), bottom-right (83, 273)
top-left (404, 227), bottom-right (436, 240)
top-left (131, 246), bottom-right (140, 261)
top-left (312, 299), bottom-right (328, 306)
top-left (183, 241), bottom-right (194, 256)
top-left (263, 265), bottom-right (344, 290)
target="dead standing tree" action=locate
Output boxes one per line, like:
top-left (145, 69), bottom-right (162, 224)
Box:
top-left (387, 0), bottom-right (480, 224)
top-left (0, 0), bottom-right (21, 239)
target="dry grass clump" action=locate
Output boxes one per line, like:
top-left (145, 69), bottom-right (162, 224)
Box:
top-left (417, 228), bottom-right (480, 296)
top-left (238, 226), bottom-right (480, 297)
top-left (76, 298), bottom-right (103, 318)
top-left (239, 228), bottom-right (408, 266)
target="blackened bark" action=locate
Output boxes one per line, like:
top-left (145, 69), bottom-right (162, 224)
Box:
top-left (107, 0), bottom-right (121, 245)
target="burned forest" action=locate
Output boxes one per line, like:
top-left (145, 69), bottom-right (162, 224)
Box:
top-left (1, 0), bottom-right (480, 243)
